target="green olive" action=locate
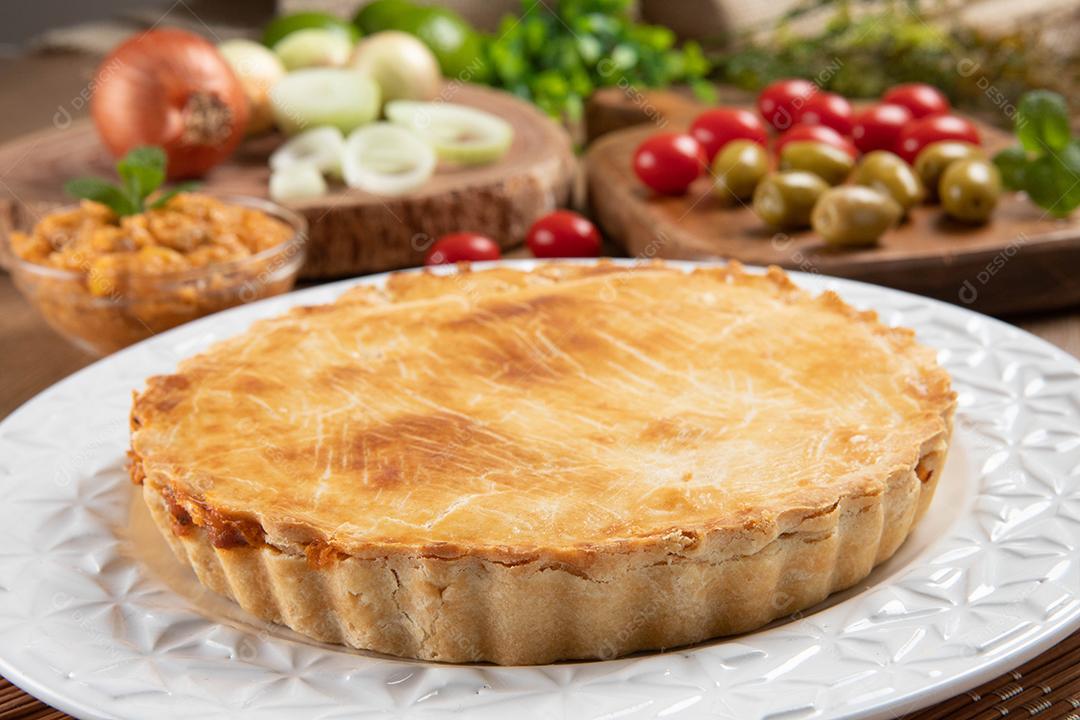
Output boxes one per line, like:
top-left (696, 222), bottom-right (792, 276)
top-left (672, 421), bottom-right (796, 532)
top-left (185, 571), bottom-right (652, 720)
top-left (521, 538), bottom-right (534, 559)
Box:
top-left (914, 141), bottom-right (984, 202)
top-left (752, 171), bottom-right (830, 229)
top-left (939, 158), bottom-right (1001, 223)
top-left (811, 186), bottom-right (902, 247)
top-left (853, 150), bottom-right (925, 211)
top-left (712, 140), bottom-right (769, 201)
top-left (779, 140), bottom-right (854, 185)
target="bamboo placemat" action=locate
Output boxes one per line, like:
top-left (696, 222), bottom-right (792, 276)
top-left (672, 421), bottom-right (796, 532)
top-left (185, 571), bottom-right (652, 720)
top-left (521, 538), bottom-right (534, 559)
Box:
top-left (2, 629), bottom-right (1077, 718)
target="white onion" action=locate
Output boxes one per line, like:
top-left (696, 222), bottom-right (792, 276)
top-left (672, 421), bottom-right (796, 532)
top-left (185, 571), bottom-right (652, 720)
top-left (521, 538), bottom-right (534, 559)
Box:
top-left (270, 69), bottom-right (380, 135)
top-left (269, 163), bottom-right (328, 202)
top-left (342, 123), bottom-right (436, 196)
top-left (349, 31), bottom-right (441, 103)
top-left (384, 100), bottom-right (513, 165)
top-left (270, 126), bottom-right (345, 177)
top-left (273, 29), bottom-right (353, 71)
top-left (217, 39), bottom-right (286, 135)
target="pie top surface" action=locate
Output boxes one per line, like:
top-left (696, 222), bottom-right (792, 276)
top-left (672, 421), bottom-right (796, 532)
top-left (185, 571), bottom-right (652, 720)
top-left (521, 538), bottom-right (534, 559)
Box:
top-left (131, 263), bottom-right (954, 561)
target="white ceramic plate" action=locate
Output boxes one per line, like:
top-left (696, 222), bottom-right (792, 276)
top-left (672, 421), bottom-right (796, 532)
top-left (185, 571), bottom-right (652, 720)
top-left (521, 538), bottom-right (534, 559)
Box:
top-left (1, 260), bottom-right (1078, 720)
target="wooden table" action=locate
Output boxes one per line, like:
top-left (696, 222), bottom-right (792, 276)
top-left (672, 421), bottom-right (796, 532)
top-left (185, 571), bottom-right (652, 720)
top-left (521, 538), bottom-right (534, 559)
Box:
top-left (1, 52), bottom-right (1079, 720)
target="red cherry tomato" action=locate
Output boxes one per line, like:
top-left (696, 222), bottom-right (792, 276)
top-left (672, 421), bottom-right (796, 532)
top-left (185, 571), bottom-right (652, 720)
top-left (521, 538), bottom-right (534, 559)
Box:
top-left (883, 83), bottom-right (950, 119)
top-left (689, 108), bottom-right (767, 162)
top-left (851, 103), bottom-right (913, 154)
top-left (774, 124), bottom-right (857, 159)
top-left (896, 114), bottom-right (980, 164)
top-left (526, 210), bottom-right (601, 258)
top-left (632, 132), bottom-right (705, 196)
top-left (794, 91), bottom-right (853, 135)
top-left (424, 232), bottom-right (501, 265)
top-left (757, 78), bottom-right (816, 131)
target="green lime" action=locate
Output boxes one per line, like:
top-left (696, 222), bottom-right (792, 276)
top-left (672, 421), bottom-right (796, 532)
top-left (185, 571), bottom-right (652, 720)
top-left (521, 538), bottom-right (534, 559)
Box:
top-left (353, 0), bottom-right (416, 34)
top-left (400, 7), bottom-right (490, 82)
top-left (262, 11), bottom-right (359, 48)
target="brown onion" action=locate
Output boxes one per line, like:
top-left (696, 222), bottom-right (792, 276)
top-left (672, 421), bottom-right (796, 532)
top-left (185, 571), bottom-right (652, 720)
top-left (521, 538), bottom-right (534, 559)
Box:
top-left (91, 29), bottom-right (249, 179)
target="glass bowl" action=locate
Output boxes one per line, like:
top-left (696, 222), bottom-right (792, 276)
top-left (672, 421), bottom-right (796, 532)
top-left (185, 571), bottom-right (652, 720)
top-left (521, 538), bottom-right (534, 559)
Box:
top-left (1, 195), bottom-right (307, 356)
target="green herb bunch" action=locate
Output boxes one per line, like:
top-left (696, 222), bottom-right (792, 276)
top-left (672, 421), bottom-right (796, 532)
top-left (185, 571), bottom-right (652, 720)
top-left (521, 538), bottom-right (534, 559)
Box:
top-left (65, 147), bottom-right (196, 217)
top-left (994, 91), bottom-right (1080, 218)
top-left (717, 3), bottom-right (961, 99)
top-left (487, 0), bottom-right (714, 120)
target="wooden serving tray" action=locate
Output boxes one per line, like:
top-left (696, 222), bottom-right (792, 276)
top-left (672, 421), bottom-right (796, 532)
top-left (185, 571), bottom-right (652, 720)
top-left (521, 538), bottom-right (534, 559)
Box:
top-left (0, 84), bottom-right (575, 279)
top-left (584, 88), bottom-right (1080, 315)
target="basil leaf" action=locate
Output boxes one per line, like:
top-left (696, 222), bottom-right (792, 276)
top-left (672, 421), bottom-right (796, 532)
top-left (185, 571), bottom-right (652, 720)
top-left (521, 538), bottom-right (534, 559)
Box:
top-left (1017, 90), bottom-right (1071, 154)
top-left (64, 177), bottom-right (139, 216)
top-left (1053, 141), bottom-right (1080, 216)
top-left (1022, 141), bottom-right (1080, 218)
top-left (117, 146), bottom-right (166, 204)
top-left (148, 182), bottom-right (199, 210)
top-left (122, 145), bottom-right (167, 170)
top-left (992, 146), bottom-right (1028, 191)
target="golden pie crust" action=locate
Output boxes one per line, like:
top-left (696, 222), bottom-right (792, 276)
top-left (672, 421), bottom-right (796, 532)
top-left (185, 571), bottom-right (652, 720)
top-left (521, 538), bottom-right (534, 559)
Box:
top-left (130, 261), bottom-right (955, 664)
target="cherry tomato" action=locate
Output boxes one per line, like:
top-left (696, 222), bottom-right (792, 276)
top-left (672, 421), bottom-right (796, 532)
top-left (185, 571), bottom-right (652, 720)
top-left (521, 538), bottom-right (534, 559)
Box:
top-left (851, 103), bottom-right (912, 154)
top-left (794, 91), bottom-right (853, 135)
top-left (424, 232), bottom-right (501, 265)
top-left (632, 132), bottom-right (705, 195)
top-left (883, 83), bottom-right (950, 119)
top-left (526, 210), bottom-right (601, 258)
top-left (757, 78), bottom-right (816, 131)
top-left (689, 108), bottom-right (768, 162)
top-left (896, 114), bottom-right (980, 164)
top-left (774, 124), bottom-right (857, 159)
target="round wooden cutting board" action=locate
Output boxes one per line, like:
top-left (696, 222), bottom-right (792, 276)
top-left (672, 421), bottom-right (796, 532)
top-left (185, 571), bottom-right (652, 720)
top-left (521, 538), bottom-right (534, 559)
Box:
top-left (0, 84), bottom-right (575, 279)
top-left (584, 89), bottom-right (1080, 315)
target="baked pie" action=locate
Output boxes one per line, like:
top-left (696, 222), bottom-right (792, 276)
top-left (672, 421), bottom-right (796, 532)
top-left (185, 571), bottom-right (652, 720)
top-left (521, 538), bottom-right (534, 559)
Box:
top-left (130, 262), bottom-right (955, 665)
